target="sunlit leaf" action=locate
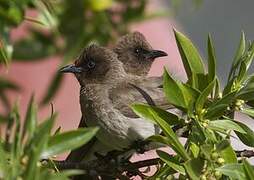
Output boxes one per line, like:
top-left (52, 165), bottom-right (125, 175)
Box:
top-left (88, 0), bottom-right (113, 11)
top-left (216, 140), bottom-right (237, 163)
top-left (233, 32), bottom-right (246, 69)
top-left (163, 69), bottom-right (190, 109)
top-left (173, 29), bottom-right (205, 81)
top-left (216, 164), bottom-right (246, 180)
top-left (208, 120), bottom-right (246, 134)
top-left (131, 103), bottom-right (182, 126)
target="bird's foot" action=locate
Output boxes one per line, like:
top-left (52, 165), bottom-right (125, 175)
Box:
top-left (131, 139), bottom-right (150, 154)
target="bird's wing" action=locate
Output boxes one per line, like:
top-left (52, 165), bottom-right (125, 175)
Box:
top-left (109, 76), bottom-right (172, 118)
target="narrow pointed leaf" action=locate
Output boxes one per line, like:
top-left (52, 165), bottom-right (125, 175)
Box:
top-left (235, 121), bottom-right (254, 147)
top-left (233, 31), bottom-right (246, 68)
top-left (195, 78), bottom-right (215, 113)
top-left (22, 95), bottom-right (37, 140)
top-left (148, 108), bottom-right (190, 161)
top-left (24, 114), bottom-right (56, 179)
top-left (243, 159), bottom-right (254, 179)
top-left (163, 69), bottom-right (186, 108)
top-left (173, 29), bottom-right (205, 79)
top-left (208, 120), bottom-right (246, 134)
top-left (131, 103), bottom-right (182, 126)
top-left (41, 127), bottom-right (98, 158)
top-left (207, 34), bottom-right (216, 83)
top-left (241, 108), bottom-right (254, 119)
top-left (157, 150), bottom-right (186, 175)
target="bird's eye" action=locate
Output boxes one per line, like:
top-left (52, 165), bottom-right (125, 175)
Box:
top-left (87, 60), bottom-right (96, 69)
top-left (134, 47), bottom-right (142, 54)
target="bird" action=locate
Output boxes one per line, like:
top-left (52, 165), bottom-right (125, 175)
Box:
top-left (113, 31), bottom-right (167, 76)
top-left (60, 44), bottom-right (168, 161)
top-left (65, 32), bottom-right (169, 163)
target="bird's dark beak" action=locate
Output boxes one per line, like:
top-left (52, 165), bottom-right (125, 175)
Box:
top-left (145, 50), bottom-right (168, 59)
top-left (59, 64), bottom-right (83, 73)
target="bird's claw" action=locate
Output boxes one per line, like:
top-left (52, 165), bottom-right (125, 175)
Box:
top-left (131, 139), bottom-right (150, 154)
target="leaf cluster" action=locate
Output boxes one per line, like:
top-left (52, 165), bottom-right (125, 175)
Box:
top-left (132, 30), bottom-right (254, 179)
top-left (0, 96), bottom-right (98, 180)
top-left (0, 0), bottom-right (152, 114)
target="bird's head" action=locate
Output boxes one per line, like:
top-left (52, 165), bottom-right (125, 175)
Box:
top-left (113, 31), bottom-right (168, 76)
top-left (60, 44), bottom-right (125, 85)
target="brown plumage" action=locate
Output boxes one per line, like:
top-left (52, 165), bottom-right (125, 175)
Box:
top-left (63, 32), bottom-right (169, 166)
top-left (60, 45), bottom-right (163, 160)
top-left (113, 31), bottom-right (167, 76)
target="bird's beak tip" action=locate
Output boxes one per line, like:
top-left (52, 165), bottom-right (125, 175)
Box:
top-left (148, 50), bottom-right (168, 59)
top-left (59, 64), bottom-right (83, 73)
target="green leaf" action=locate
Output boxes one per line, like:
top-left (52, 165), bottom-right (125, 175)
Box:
top-left (216, 140), bottom-right (237, 163)
top-left (189, 73), bottom-right (209, 91)
top-left (22, 95), bottom-right (37, 141)
top-left (195, 78), bottom-right (215, 114)
top-left (241, 108), bottom-right (254, 119)
top-left (235, 121), bottom-right (254, 147)
top-left (237, 89), bottom-right (254, 101)
top-left (207, 34), bottom-right (216, 83)
top-left (173, 29), bottom-right (205, 80)
top-left (233, 31), bottom-right (246, 69)
top-left (208, 120), bottom-right (246, 134)
top-left (184, 158), bottom-right (205, 180)
top-left (243, 159), bottom-right (254, 179)
top-left (88, 0), bottom-right (113, 11)
top-left (216, 164), bottom-right (246, 180)
top-left (12, 39), bottom-right (55, 61)
top-left (24, 114), bottom-right (56, 180)
top-left (189, 142), bottom-right (200, 158)
top-left (204, 104), bottom-right (228, 120)
top-left (41, 127), bottom-right (98, 158)
top-left (205, 91), bottom-right (237, 119)
top-left (228, 31), bottom-right (246, 82)
top-left (214, 77), bottom-right (221, 98)
top-left (131, 104), bottom-right (182, 126)
top-left (148, 135), bottom-right (173, 146)
top-left (244, 42), bottom-right (254, 69)
top-left (237, 61), bottom-right (247, 83)
top-left (157, 150), bottom-right (186, 175)
top-left (163, 69), bottom-right (186, 108)
top-left (0, 40), bottom-right (12, 66)
top-left (148, 108), bottom-right (190, 161)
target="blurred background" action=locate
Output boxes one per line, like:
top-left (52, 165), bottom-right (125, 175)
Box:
top-left (1, 0), bottom-right (254, 152)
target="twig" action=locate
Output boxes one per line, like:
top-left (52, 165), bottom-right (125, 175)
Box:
top-left (50, 157), bottom-right (161, 178)
top-left (235, 149), bottom-right (254, 158)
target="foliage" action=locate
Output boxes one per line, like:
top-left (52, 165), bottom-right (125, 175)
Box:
top-left (0, 96), bottom-right (98, 180)
top-left (132, 30), bottom-right (254, 179)
top-left (0, 0), bottom-right (152, 115)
